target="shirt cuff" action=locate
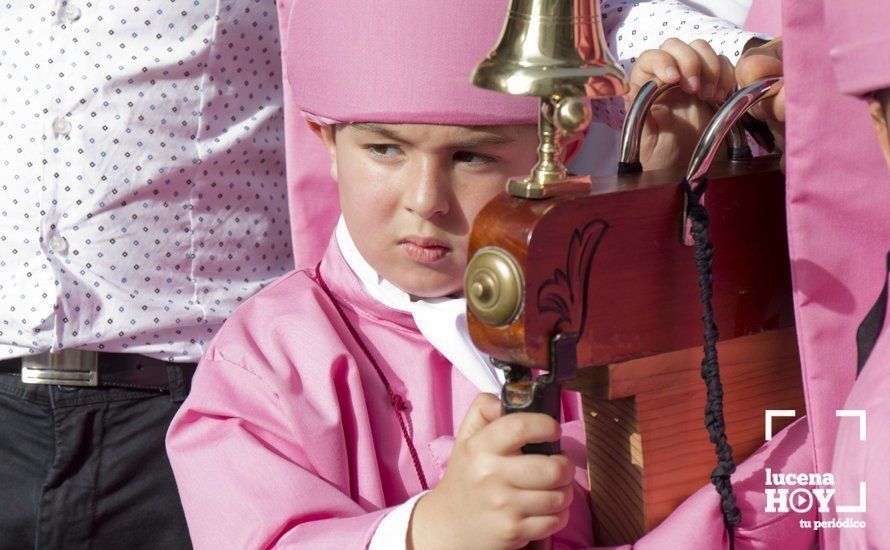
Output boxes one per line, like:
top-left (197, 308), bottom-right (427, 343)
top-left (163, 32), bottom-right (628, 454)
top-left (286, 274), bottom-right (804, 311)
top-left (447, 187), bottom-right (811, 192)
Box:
top-left (368, 491), bottom-right (429, 550)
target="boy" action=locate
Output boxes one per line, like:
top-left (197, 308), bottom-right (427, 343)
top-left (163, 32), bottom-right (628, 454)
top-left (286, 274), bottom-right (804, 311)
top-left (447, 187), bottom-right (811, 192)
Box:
top-left (167, 2), bottom-right (585, 546)
top-left (166, 1), bottom-right (736, 548)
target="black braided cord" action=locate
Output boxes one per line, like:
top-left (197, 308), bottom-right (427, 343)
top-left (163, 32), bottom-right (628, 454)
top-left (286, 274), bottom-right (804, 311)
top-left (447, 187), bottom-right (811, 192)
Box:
top-left (681, 177), bottom-right (742, 549)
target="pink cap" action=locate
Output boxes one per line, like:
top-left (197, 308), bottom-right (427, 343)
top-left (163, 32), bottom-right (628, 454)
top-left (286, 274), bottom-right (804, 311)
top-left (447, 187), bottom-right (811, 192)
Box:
top-left (286, 0), bottom-right (540, 126)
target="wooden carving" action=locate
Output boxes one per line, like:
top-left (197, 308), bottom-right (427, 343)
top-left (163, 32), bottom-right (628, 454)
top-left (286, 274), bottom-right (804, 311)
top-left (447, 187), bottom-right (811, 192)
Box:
top-left (537, 219), bottom-right (609, 335)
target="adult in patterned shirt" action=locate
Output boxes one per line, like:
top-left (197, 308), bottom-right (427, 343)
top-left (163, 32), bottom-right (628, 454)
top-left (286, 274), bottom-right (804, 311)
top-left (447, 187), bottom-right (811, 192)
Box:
top-left (0, 2), bottom-right (292, 548)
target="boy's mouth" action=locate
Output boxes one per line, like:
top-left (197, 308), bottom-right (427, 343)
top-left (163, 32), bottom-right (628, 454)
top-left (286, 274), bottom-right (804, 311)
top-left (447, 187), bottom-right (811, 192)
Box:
top-left (399, 236), bottom-right (451, 264)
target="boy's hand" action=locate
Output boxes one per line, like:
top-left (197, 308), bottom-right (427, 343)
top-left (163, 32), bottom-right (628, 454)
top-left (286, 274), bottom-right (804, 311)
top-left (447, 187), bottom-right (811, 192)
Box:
top-left (736, 37), bottom-right (785, 126)
top-left (628, 39), bottom-right (735, 170)
top-left (629, 38), bottom-right (736, 103)
top-left (409, 394), bottom-right (575, 550)
top-left (736, 37), bottom-right (786, 170)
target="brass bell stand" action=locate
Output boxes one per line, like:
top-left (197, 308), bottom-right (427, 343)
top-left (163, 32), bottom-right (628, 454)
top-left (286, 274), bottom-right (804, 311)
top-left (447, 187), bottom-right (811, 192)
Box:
top-left (468, 0), bottom-right (627, 199)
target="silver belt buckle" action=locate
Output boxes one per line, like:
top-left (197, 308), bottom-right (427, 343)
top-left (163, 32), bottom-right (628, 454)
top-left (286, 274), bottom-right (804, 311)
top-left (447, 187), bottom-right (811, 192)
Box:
top-left (21, 349), bottom-right (99, 386)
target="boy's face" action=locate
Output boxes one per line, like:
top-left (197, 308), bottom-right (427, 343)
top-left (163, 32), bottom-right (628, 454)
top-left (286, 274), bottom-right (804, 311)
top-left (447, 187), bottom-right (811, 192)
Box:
top-left (315, 122), bottom-right (539, 298)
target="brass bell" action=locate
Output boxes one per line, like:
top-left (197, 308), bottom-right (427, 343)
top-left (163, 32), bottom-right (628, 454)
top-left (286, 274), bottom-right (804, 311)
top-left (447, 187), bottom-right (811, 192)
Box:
top-left (471, 0), bottom-right (626, 99)
top-left (471, 0), bottom-right (627, 198)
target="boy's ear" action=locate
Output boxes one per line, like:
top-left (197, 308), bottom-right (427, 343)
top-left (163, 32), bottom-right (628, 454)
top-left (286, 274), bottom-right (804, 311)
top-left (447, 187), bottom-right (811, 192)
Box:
top-left (306, 120), bottom-right (339, 181)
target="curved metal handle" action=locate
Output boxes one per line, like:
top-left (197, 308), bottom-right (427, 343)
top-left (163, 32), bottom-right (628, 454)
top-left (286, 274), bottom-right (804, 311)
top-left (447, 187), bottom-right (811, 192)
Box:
top-left (618, 81), bottom-right (751, 172)
top-left (681, 77), bottom-right (783, 245)
top-left (618, 81), bottom-right (673, 170)
top-left (685, 77), bottom-right (782, 183)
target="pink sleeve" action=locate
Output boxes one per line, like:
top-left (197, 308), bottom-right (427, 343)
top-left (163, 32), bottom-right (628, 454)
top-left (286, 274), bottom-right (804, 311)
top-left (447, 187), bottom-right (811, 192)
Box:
top-left (824, 0), bottom-right (890, 96)
top-left (166, 356), bottom-right (390, 549)
top-left (832, 327), bottom-right (890, 549)
top-left (593, 416), bottom-right (818, 549)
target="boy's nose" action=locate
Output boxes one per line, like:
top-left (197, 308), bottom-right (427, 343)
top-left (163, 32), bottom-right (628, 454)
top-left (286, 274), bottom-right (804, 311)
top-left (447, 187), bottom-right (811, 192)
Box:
top-left (403, 159), bottom-right (450, 219)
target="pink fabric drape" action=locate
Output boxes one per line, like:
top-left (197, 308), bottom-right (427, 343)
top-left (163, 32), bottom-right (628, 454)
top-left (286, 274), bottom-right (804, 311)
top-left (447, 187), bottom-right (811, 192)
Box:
top-left (277, 0), bottom-right (339, 268)
top-left (745, 0), bottom-right (890, 547)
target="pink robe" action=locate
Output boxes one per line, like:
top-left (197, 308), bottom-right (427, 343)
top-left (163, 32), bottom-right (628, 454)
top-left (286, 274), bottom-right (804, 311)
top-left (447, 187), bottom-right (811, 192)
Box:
top-left (616, 418), bottom-right (816, 549)
top-left (166, 236), bottom-right (593, 549)
top-left (744, 2), bottom-right (890, 548)
top-left (833, 316), bottom-right (890, 550)
top-left (781, 0), bottom-right (890, 482)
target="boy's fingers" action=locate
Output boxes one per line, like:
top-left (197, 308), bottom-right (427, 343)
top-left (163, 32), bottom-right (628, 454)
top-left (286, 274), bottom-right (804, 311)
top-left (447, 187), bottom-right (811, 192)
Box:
top-left (736, 38), bottom-right (783, 101)
top-left (511, 486), bottom-right (575, 517)
top-left (736, 51), bottom-right (784, 89)
top-left (748, 80), bottom-right (785, 123)
top-left (771, 85), bottom-right (786, 122)
top-left (739, 37), bottom-right (783, 68)
top-left (629, 49), bottom-right (681, 94)
top-left (477, 412), bottom-right (562, 455)
top-left (518, 508), bottom-right (572, 541)
top-left (502, 454), bottom-right (575, 490)
top-left (455, 393), bottom-right (502, 441)
top-left (687, 39), bottom-right (721, 100)
top-left (736, 48), bottom-right (785, 123)
top-left (659, 38), bottom-right (702, 93)
top-left (716, 55), bottom-right (736, 101)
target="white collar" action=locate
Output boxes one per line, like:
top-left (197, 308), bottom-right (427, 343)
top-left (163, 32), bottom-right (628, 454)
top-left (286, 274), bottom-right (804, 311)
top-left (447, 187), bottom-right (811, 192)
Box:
top-left (335, 217), bottom-right (503, 394)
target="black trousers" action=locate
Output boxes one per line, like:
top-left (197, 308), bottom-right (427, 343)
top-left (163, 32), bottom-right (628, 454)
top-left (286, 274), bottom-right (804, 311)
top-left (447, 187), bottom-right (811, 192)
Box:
top-left (0, 371), bottom-right (192, 550)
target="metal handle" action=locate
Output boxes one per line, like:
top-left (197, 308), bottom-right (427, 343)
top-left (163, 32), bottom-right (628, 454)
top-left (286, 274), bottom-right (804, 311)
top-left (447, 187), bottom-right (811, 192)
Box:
top-left (685, 77), bottom-right (781, 182)
top-left (681, 77), bottom-right (783, 245)
top-left (618, 81), bottom-right (751, 172)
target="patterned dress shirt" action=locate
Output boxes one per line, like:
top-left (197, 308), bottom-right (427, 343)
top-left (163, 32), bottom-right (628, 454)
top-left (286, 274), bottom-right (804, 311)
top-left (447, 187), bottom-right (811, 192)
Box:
top-left (0, 1), bottom-right (293, 361)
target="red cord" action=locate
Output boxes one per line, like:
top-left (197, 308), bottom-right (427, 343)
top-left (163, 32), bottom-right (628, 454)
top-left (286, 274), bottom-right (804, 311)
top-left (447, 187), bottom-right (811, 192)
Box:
top-left (314, 262), bottom-right (430, 491)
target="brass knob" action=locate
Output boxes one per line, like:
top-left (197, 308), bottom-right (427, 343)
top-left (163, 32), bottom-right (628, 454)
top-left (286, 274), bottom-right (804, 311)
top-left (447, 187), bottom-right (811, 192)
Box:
top-left (554, 97), bottom-right (592, 135)
top-left (465, 247), bottom-right (524, 326)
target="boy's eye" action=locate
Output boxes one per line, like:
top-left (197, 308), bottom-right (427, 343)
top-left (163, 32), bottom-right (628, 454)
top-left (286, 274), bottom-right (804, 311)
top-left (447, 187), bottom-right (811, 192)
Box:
top-left (365, 144), bottom-right (403, 158)
top-left (453, 151), bottom-right (495, 165)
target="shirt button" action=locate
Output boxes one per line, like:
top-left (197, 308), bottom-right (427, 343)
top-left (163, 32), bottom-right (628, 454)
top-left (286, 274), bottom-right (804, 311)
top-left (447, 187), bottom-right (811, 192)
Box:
top-left (52, 116), bottom-right (72, 136)
top-left (63, 4), bottom-right (82, 22)
top-left (49, 235), bottom-right (69, 254)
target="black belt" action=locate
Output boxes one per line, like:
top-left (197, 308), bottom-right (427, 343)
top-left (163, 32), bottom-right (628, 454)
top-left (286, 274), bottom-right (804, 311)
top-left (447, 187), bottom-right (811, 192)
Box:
top-left (0, 352), bottom-right (197, 391)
